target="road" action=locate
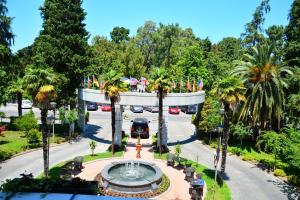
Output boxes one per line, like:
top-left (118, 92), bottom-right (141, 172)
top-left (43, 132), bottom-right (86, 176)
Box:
top-left (0, 104), bottom-right (299, 199)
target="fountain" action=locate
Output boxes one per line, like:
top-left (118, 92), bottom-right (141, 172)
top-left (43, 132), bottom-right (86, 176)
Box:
top-left (101, 160), bottom-right (163, 194)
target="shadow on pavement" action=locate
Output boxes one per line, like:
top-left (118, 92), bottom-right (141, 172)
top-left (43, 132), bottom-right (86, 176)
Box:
top-left (167, 134), bottom-right (198, 146)
top-left (267, 179), bottom-right (300, 200)
top-left (82, 124), bottom-right (111, 144)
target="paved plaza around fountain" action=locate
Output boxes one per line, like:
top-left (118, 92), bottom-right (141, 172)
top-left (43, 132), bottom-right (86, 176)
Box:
top-left (77, 137), bottom-right (206, 199)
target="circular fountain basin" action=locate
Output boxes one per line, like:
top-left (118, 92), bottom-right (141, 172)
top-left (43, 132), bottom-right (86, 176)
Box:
top-left (101, 160), bottom-right (163, 194)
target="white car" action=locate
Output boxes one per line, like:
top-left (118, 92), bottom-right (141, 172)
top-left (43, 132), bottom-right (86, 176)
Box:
top-left (21, 100), bottom-right (33, 109)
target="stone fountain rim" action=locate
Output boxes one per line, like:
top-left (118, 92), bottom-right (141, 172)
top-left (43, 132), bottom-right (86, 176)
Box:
top-left (101, 160), bottom-right (163, 187)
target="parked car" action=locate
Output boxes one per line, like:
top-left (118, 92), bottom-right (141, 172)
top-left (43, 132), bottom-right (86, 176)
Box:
top-left (21, 100), bottom-right (32, 109)
top-left (168, 106), bottom-right (180, 114)
top-left (130, 105), bottom-right (143, 113)
top-left (181, 104), bottom-right (197, 114)
top-left (101, 104), bottom-right (111, 112)
top-left (86, 102), bottom-right (98, 111)
top-left (130, 118), bottom-right (150, 139)
top-left (145, 106), bottom-right (159, 113)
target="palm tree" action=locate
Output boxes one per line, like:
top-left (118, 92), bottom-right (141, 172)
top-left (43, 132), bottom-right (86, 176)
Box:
top-left (23, 67), bottom-right (58, 103)
top-left (103, 70), bottom-right (128, 155)
top-left (35, 85), bottom-right (57, 177)
top-left (213, 76), bottom-right (246, 183)
top-left (7, 78), bottom-right (24, 116)
top-left (23, 66), bottom-right (57, 177)
top-left (232, 44), bottom-right (293, 131)
top-left (150, 67), bottom-right (172, 156)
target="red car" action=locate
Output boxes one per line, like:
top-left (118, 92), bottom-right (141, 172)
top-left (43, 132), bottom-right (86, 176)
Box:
top-left (101, 104), bottom-right (111, 112)
top-left (168, 106), bottom-right (180, 114)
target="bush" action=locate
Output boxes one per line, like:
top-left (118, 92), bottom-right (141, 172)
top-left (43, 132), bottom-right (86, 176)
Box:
top-left (260, 157), bottom-right (274, 169)
top-left (242, 154), bottom-right (254, 161)
top-left (0, 150), bottom-right (12, 161)
top-left (0, 174), bottom-right (98, 195)
top-left (287, 175), bottom-right (300, 187)
top-left (274, 169), bottom-right (286, 177)
top-left (26, 129), bottom-right (41, 148)
top-left (230, 147), bottom-right (242, 156)
top-left (14, 111), bottom-right (38, 134)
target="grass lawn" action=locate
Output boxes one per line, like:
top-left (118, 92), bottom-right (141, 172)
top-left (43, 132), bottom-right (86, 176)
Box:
top-left (209, 140), bottom-right (288, 170)
top-left (154, 151), bottom-right (231, 200)
top-left (0, 130), bottom-right (67, 161)
top-left (38, 151), bottom-right (124, 179)
top-left (0, 131), bottom-right (27, 157)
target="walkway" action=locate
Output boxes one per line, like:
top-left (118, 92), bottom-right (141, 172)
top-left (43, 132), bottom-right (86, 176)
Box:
top-left (77, 137), bottom-right (195, 200)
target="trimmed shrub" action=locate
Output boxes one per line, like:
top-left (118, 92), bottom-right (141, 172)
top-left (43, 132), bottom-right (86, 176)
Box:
top-left (0, 150), bottom-right (12, 161)
top-left (287, 175), bottom-right (300, 187)
top-left (230, 147), bottom-right (242, 156)
top-left (274, 169), bottom-right (286, 177)
top-left (242, 154), bottom-right (254, 161)
top-left (26, 129), bottom-right (41, 148)
top-left (14, 111), bottom-right (38, 135)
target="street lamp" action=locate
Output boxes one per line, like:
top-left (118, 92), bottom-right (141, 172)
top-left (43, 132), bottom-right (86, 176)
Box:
top-left (46, 115), bottom-right (54, 176)
top-left (50, 102), bottom-right (57, 142)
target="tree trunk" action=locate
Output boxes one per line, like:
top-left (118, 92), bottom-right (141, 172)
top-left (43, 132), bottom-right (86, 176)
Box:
top-left (111, 99), bottom-right (115, 155)
top-left (41, 108), bottom-right (49, 177)
top-left (220, 103), bottom-right (230, 184)
top-left (17, 92), bottom-right (22, 116)
top-left (158, 88), bottom-right (163, 156)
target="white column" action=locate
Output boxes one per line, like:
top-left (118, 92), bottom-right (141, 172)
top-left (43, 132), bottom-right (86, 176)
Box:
top-left (77, 89), bottom-right (86, 133)
top-left (114, 104), bottom-right (122, 147)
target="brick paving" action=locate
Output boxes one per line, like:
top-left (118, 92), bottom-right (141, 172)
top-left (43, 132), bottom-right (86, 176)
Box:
top-left (77, 137), bottom-right (206, 199)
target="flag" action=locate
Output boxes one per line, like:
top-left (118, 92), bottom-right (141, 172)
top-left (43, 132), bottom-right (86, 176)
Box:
top-left (88, 76), bottom-right (91, 89)
top-left (193, 80), bottom-right (196, 92)
top-left (172, 81), bottom-right (176, 89)
top-left (198, 80), bottom-right (203, 91)
top-left (187, 78), bottom-right (191, 92)
top-left (93, 75), bottom-right (99, 88)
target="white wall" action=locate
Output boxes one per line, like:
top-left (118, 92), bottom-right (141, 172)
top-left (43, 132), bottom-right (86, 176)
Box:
top-left (78, 89), bottom-right (205, 106)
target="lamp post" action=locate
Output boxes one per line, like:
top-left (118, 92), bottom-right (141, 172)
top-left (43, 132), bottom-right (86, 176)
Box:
top-left (50, 102), bottom-right (57, 142)
top-left (46, 115), bottom-right (54, 176)
top-left (214, 108), bottom-right (224, 182)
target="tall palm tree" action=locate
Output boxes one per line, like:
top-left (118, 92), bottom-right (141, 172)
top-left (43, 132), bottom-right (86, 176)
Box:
top-left (150, 67), bottom-right (172, 156)
top-left (103, 70), bottom-right (128, 155)
top-left (7, 78), bottom-right (24, 116)
top-left (232, 44), bottom-right (293, 130)
top-left (23, 67), bottom-right (57, 177)
top-left (213, 76), bottom-right (245, 183)
top-left (35, 85), bottom-right (57, 177)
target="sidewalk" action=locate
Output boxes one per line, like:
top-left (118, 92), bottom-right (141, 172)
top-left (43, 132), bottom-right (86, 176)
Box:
top-left (77, 137), bottom-right (192, 199)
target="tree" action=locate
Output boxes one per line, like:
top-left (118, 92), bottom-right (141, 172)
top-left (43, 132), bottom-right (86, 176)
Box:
top-left (241, 0), bottom-right (270, 47)
top-left (0, 0), bottom-right (14, 105)
top-left (232, 44), bottom-right (293, 131)
top-left (212, 76), bottom-right (246, 183)
top-left (257, 131), bottom-right (286, 171)
top-left (284, 0), bottom-right (300, 68)
top-left (216, 37), bottom-right (243, 63)
top-left (150, 67), bottom-right (172, 156)
top-left (230, 122), bottom-right (250, 148)
top-left (198, 97), bottom-right (220, 143)
top-left (7, 78), bottom-right (24, 116)
top-left (35, 85), bottom-right (57, 177)
top-left (136, 21), bottom-right (157, 69)
top-left (110, 26), bottom-right (130, 44)
top-left (89, 141), bottom-right (96, 155)
top-left (102, 70), bottom-right (128, 155)
top-left (33, 0), bottom-right (89, 106)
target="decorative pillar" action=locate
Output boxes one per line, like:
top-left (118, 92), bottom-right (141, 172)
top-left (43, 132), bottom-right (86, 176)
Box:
top-left (162, 116), bottom-right (168, 146)
top-left (114, 104), bottom-right (122, 147)
top-left (77, 88), bottom-right (86, 133)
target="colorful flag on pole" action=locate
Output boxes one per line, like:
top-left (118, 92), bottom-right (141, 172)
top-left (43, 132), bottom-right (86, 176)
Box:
top-left (93, 75), bottom-right (99, 88)
top-left (187, 78), bottom-right (191, 92)
top-left (193, 80), bottom-right (196, 92)
top-left (198, 80), bottom-right (203, 91)
top-left (88, 76), bottom-right (91, 89)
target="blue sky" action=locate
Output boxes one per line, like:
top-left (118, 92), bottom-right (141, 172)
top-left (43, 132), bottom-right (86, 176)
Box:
top-left (7, 0), bottom-right (293, 53)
